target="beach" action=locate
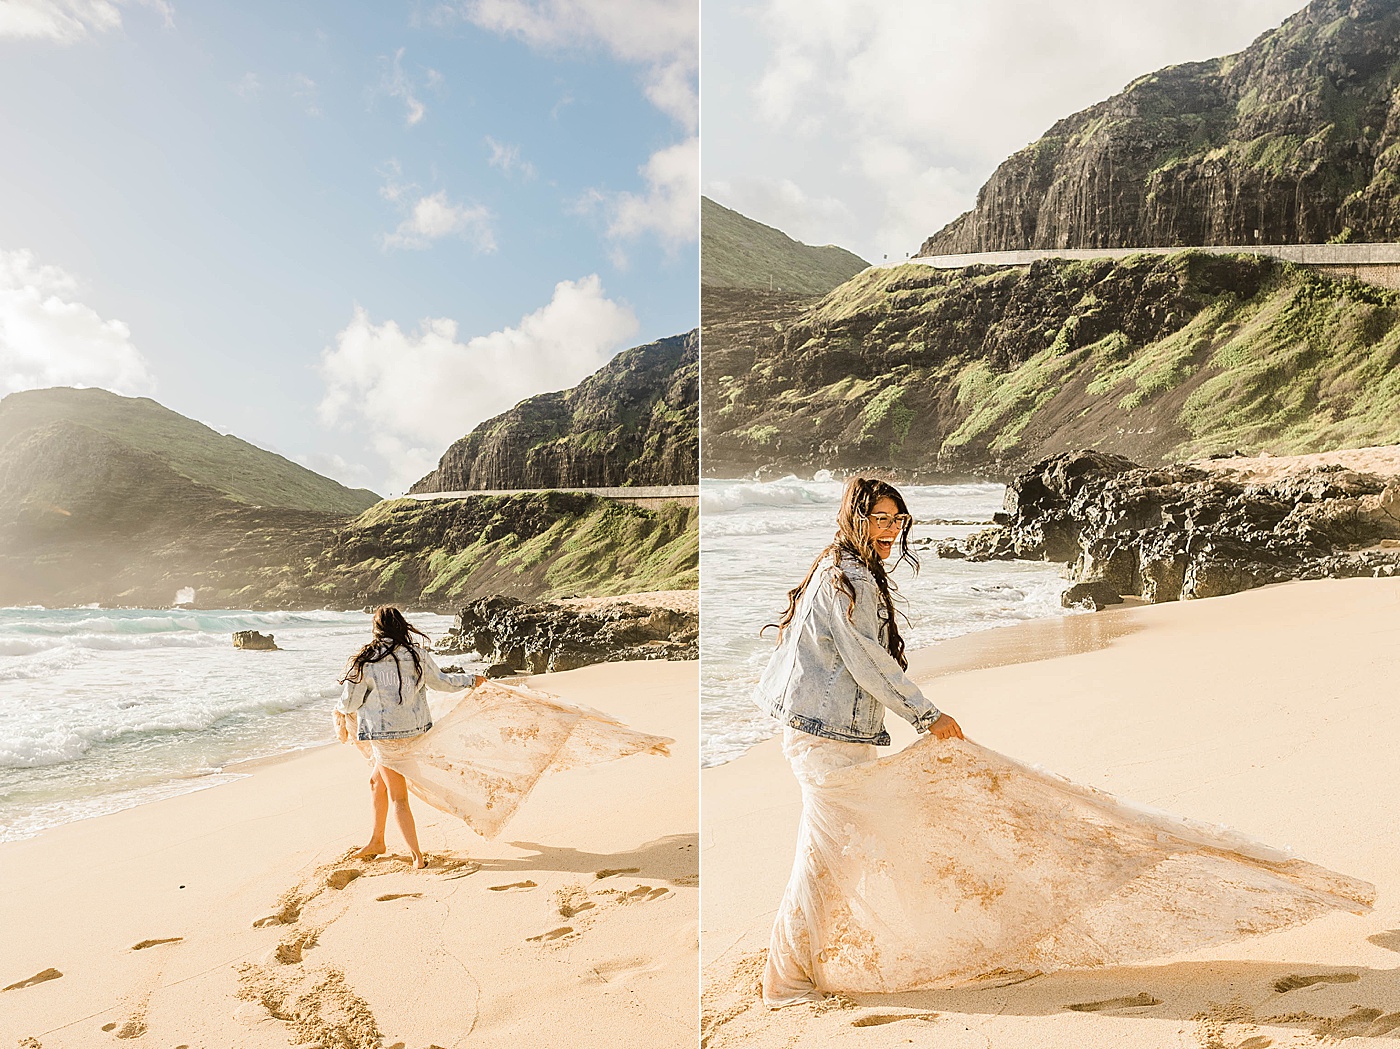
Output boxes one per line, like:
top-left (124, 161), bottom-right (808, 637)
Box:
top-left (702, 578), bottom-right (1400, 1048)
top-left (1, 657), bottom-right (697, 1049)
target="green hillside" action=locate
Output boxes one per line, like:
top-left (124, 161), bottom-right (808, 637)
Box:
top-left (701, 197), bottom-right (868, 296)
top-left (0, 387), bottom-right (380, 514)
top-left (704, 252), bottom-right (1400, 477)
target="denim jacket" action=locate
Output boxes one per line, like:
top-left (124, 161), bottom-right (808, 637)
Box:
top-left (336, 644), bottom-right (478, 740)
top-left (754, 551), bottom-right (941, 745)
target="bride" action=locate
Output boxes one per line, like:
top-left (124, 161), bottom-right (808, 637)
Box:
top-left (754, 476), bottom-right (1374, 1005)
top-left (335, 606), bottom-right (671, 866)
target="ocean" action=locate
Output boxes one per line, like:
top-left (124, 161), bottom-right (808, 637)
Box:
top-left (700, 476), bottom-right (1076, 767)
top-left (0, 607), bottom-right (471, 842)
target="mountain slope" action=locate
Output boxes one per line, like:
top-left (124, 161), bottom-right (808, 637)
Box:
top-left (703, 252), bottom-right (1400, 478)
top-left (411, 331), bottom-right (698, 492)
top-left (921, 0), bottom-right (1400, 255)
top-left (0, 387), bottom-right (380, 514)
top-left (702, 197), bottom-right (869, 295)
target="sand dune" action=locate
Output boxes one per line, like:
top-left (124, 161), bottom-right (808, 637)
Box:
top-left (0, 659), bottom-right (697, 1049)
top-left (702, 578), bottom-right (1400, 1048)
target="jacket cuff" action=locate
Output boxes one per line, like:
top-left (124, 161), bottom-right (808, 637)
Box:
top-left (910, 705), bottom-right (943, 734)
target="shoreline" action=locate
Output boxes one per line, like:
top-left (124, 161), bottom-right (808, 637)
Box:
top-left (1, 658), bottom-right (699, 1048)
top-left (703, 577), bottom-right (1400, 1048)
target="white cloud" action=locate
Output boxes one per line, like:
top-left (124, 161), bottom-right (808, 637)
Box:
top-left (486, 137), bottom-right (537, 180)
top-left (713, 0), bottom-right (1308, 258)
top-left (290, 72), bottom-right (320, 117)
top-left (456, 0), bottom-right (698, 253)
top-left (316, 275), bottom-right (639, 492)
top-left (0, 249), bottom-right (156, 398)
top-left (383, 192), bottom-right (495, 252)
top-left (0, 0), bottom-right (170, 42)
top-left (378, 166), bottom-right (495, 251)
top-left (233, 71), bottom-right (260, 98)
top-left (587, 136), bottom-right (697, 256)
top-left (380, 47), bottom-right (438, 127)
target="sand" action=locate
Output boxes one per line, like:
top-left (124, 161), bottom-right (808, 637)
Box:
top-left (0, 658), bottom-right (697, 1049)
top-left (702, 578), bottom-right (1400, 1048)
top-left (1192, 443), bottom-right (1400, 482)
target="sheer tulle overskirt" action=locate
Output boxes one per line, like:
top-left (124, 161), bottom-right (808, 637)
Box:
top-left (357, 680), bottom-right (671, 839)
top-left (764, 728), bottom-right (1375, 1004)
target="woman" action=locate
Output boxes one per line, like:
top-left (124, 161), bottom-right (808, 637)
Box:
top-left (755, 477), bottom-right (1373, 1006)
top-left (336, 606), bottom-right (670, 867)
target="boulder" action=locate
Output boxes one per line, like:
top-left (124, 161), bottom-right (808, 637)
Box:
top-left (232, 630), bottom-right (278, 651)
top-left (1060, 581), bottom-right (1123, 611)
top-left (437, 596), bottom-right (698, 674)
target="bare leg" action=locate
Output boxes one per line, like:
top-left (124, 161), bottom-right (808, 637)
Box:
top-left (353, 767), bottom-right (389, 860)
top-left (379, 765), bottom-right (425, 868)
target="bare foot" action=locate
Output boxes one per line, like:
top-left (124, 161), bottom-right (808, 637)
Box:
top-left (353, 843), bottom-right (385, 860)
top-left (413, 853), bottom-right (428, 870)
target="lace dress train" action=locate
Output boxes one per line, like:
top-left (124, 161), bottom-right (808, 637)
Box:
top-left (764, 728), bottom-right (1375, 1005)
top-left (357, 679), bottom-right (671, 840)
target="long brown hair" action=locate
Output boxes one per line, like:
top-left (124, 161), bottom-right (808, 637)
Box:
top-left (341, 606), bottom-right (430, 702)
top-left (764, 476), bottom-right (918, 669)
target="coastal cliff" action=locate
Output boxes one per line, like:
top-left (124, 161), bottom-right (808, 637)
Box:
top-left (921, 0), bottom-right (1400, 254)
top-left (410, 332), bottom-right (698, 493)
top-left (702, 252), bottom-right (1400, 478)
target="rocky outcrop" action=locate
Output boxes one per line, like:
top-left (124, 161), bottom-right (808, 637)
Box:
top-left (948, 450), bottom-right (1400, 602)
top-left (921, 0), bottom-right (1400, 255)
top-left (232, 630), bottom-right (279, 650)
top-left (436, 596), bottom-right (699, 673)
top-left (411, 332), bottom-right (698, 493)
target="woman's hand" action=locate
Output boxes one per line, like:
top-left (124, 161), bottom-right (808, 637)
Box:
top-left (333, 710), bottom-right (352, 744)
top-left (927, 713), bottom-right (964, 740)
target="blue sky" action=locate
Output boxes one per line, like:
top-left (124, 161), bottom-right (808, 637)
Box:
top-left (0, 0), bottom-right (697, 494)
top-left (703, 0), bottom-right (1307, 264)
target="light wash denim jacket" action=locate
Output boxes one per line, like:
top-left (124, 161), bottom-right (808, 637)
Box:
top-left (754, 551), bottom-right (941, 745)
top-left (336, 644), bottom-right (478, 741)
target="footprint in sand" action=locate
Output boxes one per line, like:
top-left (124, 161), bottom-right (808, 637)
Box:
top-left (1236, 1038), bottom-right (1273, 1049)
top-left (488, 880), bottom-right (538, 892)
top-left (527, 926), bottom-right (574, 943)
top-left (1311, 1006), bottom-right (1400, 1039)
top-left (1066, 992), bottom-right (1161, 1012)
top-left (622, 885), bottom-right (670, 902)
top-left (325, 868), bottom-right (362, 890)
top-left (1273, 972), bottom-right (1359, 993)
top-left (439, 860), bottom-right (482, 880)
top-left (595, 867), bottom-right (641, 880)
top-left (131, 938), bottom-right (182, 951)
top-left (376, 893), bottom-right (422, 902)
top-left (851, 1012), bottom-right (939, 1027)
top-left (1367, 930), bottom-right (1400, 952)
top-left (3, 968), bottom-right (62, 991)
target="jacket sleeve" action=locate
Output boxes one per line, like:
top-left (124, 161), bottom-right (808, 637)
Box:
top-left (418, 647), bottom-right (480, 692)
top-left (336, 677), bottom-right (370, 714)
top-left (818, 570), bottom-right (943, 732)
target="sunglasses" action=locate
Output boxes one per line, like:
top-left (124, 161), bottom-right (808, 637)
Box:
top-left (863, 512), bottom-right (912, 532)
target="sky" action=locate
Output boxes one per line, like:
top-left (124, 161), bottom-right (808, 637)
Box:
top-left (0, 0), bottom-right (698, 494)
top-left (702, 0), bottom-right (1311, 265)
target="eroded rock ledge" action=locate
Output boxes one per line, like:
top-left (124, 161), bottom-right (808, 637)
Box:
top-left (436, 595), bottom-right (699, 673)
top-left (944, 450), bottom-right (1400, 603)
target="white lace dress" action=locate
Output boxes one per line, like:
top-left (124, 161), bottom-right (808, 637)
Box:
top-left (355, 679), bottom-right (671, 840)
top-left (763, 727), bottom-right (1375, 1005)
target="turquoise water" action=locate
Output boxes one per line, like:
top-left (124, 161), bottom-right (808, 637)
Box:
top-left (0, 607), bottom-right (467, 841)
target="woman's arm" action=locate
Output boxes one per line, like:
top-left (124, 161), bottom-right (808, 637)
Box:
top-left (418, 647), bottom-right (485, 691)
top-left (817, 571), bottom-right (946, 733)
